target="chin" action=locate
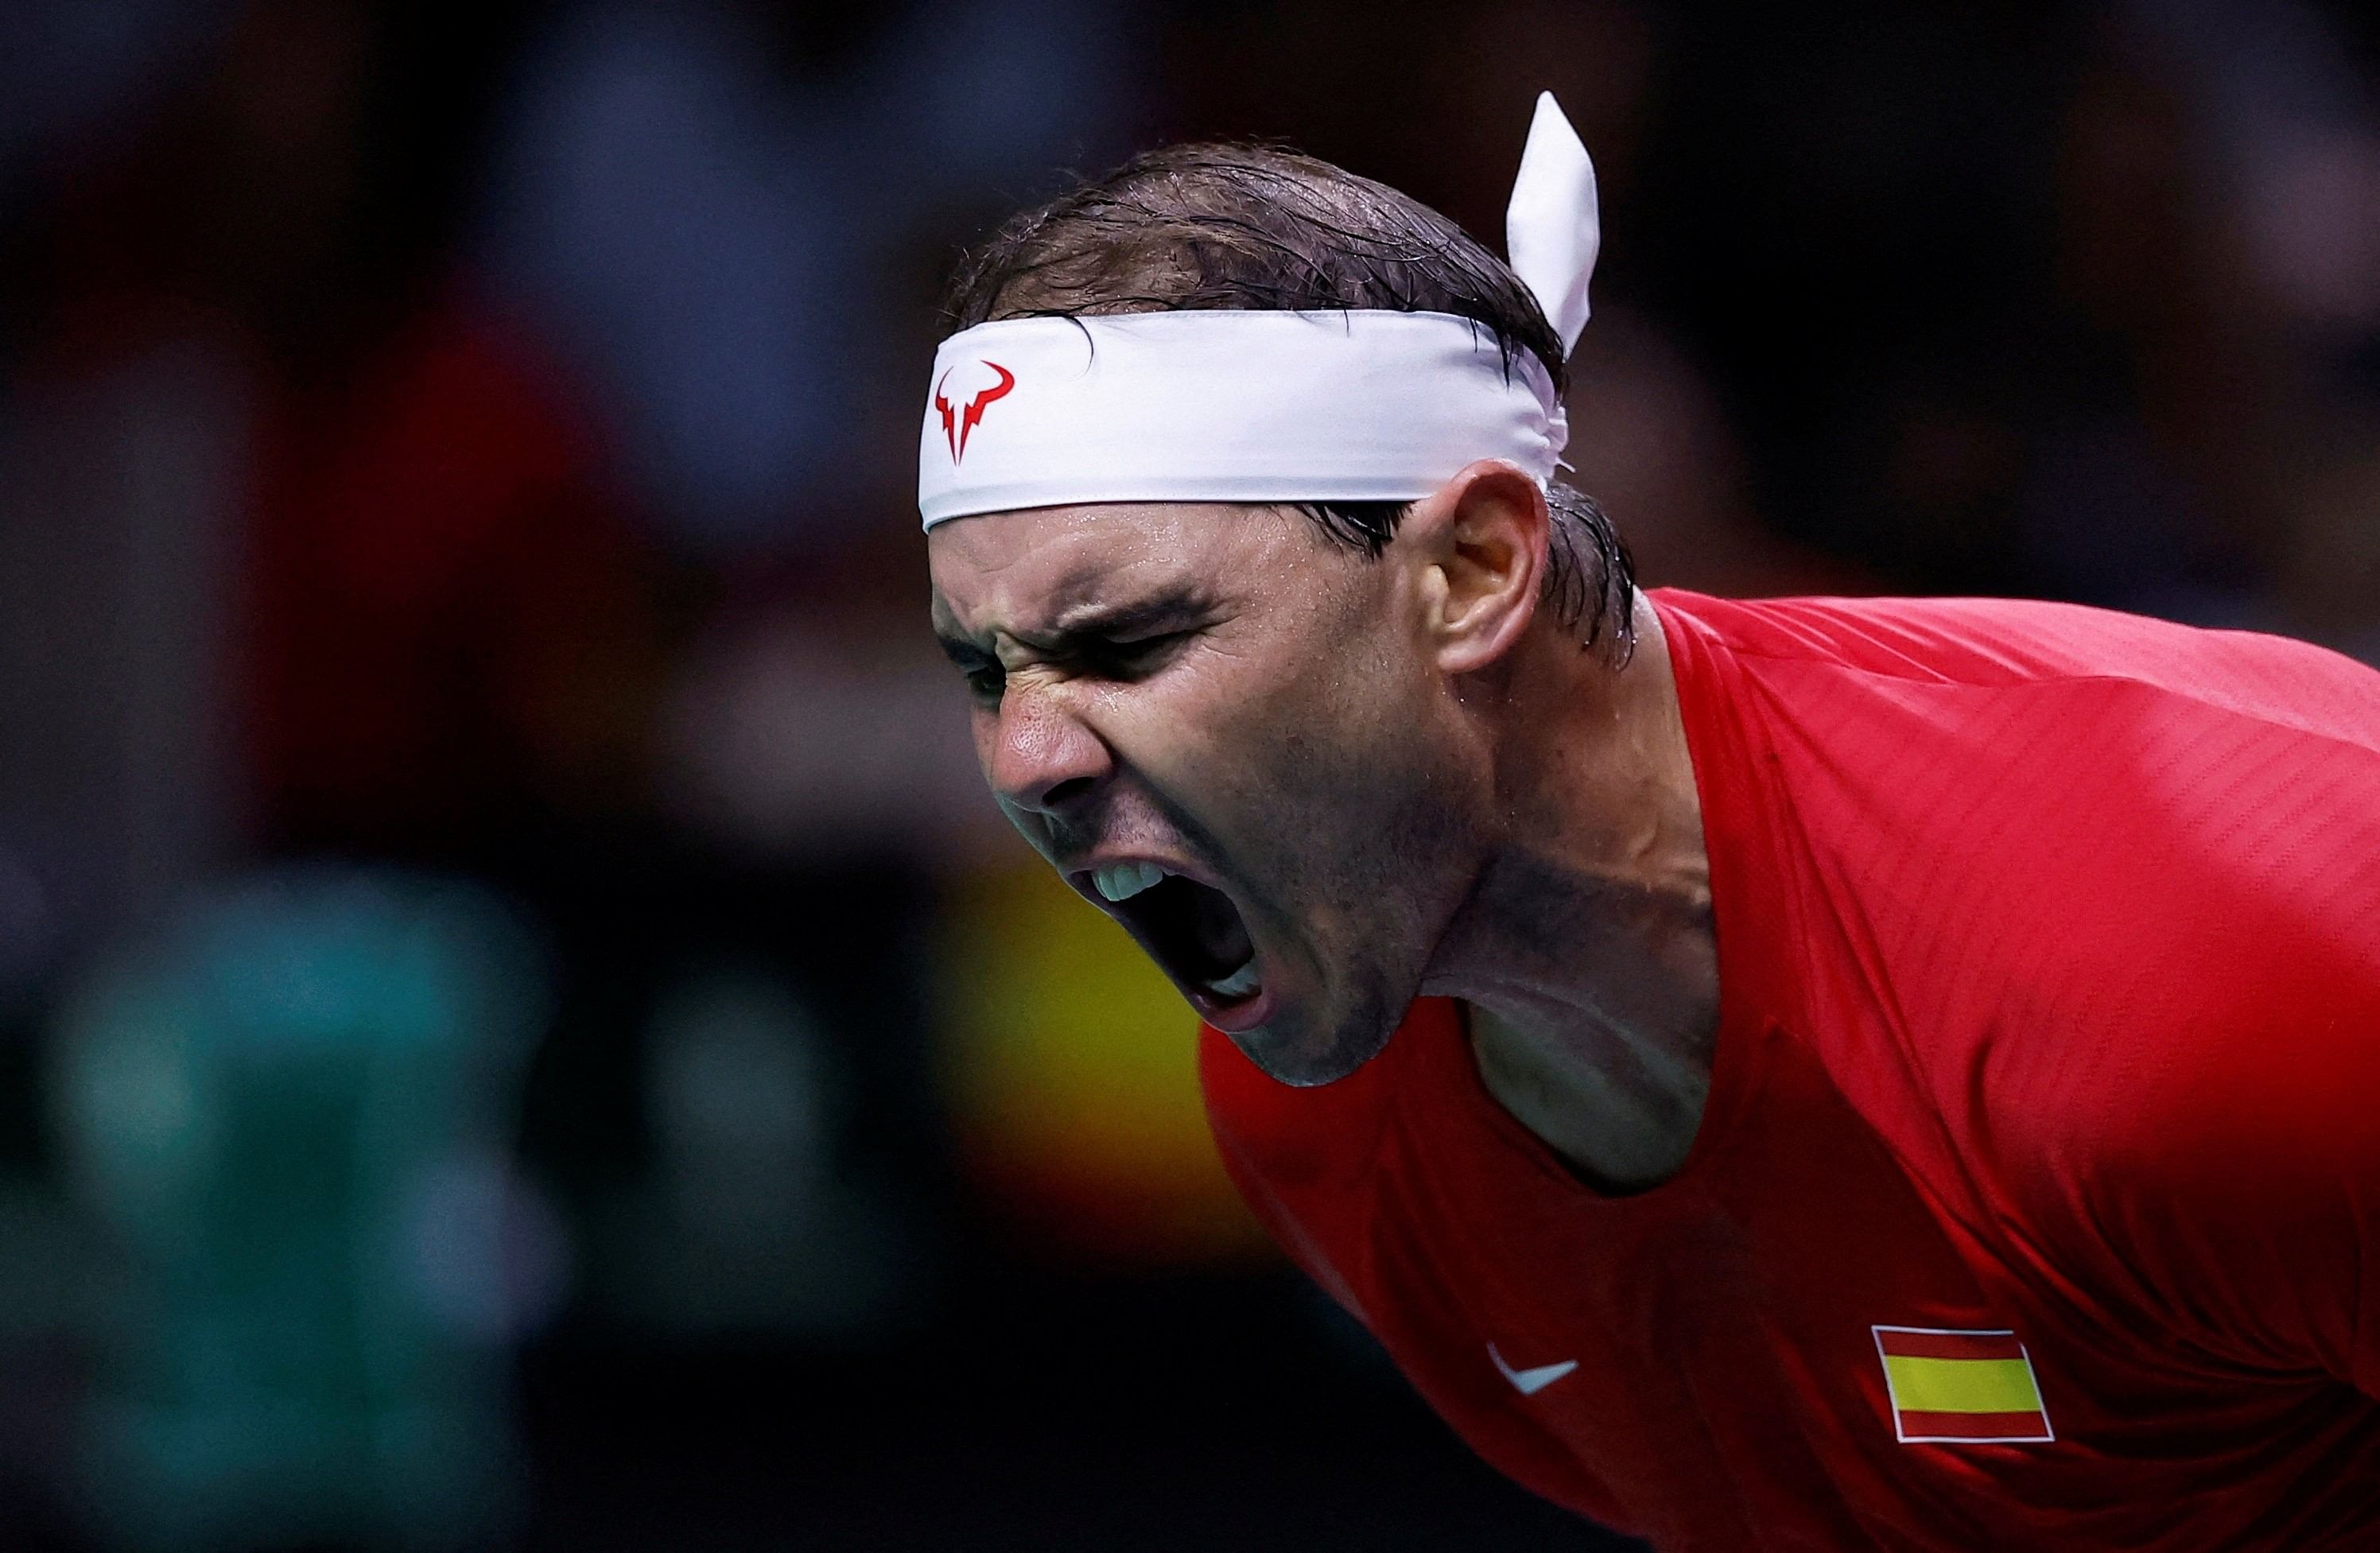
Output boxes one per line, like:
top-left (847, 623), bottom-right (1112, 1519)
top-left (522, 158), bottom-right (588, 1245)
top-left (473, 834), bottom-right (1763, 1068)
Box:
top-left (1226, 990), bottom-right (1402, 1088)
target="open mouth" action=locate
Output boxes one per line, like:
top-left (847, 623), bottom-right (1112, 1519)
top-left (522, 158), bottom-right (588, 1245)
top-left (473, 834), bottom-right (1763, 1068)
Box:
top-left (1082, 860), bottom-right (1266, 1023)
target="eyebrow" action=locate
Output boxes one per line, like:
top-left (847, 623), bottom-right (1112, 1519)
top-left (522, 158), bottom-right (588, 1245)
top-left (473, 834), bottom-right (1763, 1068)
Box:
top-left (934, 587), bottom-right (1213, 667)
top-left (935, 631), bottom-right (994, 669)
top-left (1042, 589), bottom-right (1211, 646)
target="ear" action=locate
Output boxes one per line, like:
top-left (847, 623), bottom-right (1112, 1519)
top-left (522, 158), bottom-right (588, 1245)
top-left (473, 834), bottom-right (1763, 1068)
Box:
top-left (1399, 459), bottom-right (1549, 676)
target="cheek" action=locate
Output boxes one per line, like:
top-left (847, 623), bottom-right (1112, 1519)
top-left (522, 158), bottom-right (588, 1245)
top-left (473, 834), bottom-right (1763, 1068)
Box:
top-left (1165, 637), bottom-right (1381, 782)
top-left (1182, 650), bottom-right (1439, 867)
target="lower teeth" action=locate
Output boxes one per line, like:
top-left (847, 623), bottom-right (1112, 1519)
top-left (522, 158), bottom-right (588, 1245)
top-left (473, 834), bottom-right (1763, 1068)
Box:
top-left (1207, 960), bottom-right (1260, 1000)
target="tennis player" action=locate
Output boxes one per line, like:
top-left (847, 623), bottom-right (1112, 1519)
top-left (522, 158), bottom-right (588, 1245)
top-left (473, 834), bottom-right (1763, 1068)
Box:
top-left (919, 96), bottom-right (2380, 1549)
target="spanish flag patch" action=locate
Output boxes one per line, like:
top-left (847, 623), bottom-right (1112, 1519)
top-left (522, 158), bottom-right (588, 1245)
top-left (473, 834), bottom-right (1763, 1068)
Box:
top-left (1872, 1326), bottom-right (2054, 1444)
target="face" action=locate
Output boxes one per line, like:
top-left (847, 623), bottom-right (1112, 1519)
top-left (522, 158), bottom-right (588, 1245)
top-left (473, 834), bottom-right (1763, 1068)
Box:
top-left (928, 503), bottom-right (1489, 1085)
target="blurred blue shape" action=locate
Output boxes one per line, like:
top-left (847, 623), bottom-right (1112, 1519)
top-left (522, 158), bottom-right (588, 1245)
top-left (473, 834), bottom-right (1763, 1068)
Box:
top-left (477, 0), bottom-right (1138, 553)
top-left (48, 867), bottom-right (559, 1552)
top-left (0, 0), bottom-right (235, 212)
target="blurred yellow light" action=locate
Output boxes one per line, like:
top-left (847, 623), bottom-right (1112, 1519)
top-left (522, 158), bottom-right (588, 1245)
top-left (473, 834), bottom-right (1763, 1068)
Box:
top-left (934, 862), bottom-right (1268, 1264)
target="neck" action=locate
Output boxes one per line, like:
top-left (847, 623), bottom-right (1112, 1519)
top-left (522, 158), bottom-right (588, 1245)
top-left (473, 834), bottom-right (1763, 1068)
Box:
top-left (1423, 593), bottom-right (1719, 1192)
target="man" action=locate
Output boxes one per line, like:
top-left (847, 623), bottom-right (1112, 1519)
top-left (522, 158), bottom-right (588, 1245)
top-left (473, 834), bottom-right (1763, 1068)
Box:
top-left (920, 96), bottom-right (2380, 1549)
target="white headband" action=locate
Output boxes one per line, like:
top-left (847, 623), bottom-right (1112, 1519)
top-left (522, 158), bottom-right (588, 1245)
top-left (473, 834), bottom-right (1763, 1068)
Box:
top-left (918, 91), bottom-right (1599, 530)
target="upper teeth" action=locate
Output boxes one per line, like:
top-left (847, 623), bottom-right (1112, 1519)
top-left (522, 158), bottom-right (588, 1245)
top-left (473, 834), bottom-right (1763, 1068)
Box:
top-left (1093, 860), bottom-right (1167, 902)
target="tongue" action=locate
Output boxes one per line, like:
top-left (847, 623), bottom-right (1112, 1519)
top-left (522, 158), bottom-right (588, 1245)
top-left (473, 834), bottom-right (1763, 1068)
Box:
top-left (1184, 880), bottom-right (1252, 973)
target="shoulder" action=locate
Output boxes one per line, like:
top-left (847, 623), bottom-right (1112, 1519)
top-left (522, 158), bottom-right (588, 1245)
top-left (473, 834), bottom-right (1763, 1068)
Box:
top-left (1668, 590), bottom-right (2380, 1046)
top-left (1656, 589), bottom-right (2380, 743)
top-left (1657, 594), bottom-right (2380, 1373)
top-left (1862, 628), bottom-right (2380, 1203)
top-left (1669, 592), bottom-right (2380, 1049)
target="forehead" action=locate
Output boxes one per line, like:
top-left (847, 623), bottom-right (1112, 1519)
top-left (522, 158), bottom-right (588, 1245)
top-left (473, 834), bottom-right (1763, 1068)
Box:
top-left (927, 502), bottom-right (1313, 632)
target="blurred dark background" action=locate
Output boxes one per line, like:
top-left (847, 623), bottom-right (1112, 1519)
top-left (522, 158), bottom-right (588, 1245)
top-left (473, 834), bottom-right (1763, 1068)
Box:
top-left (0, 1), bottom-right (2374, 1548)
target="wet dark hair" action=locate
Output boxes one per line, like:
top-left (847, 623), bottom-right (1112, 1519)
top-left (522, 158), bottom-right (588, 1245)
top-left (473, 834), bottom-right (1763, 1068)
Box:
top-left (942, 142), bottom-right (1636, 662)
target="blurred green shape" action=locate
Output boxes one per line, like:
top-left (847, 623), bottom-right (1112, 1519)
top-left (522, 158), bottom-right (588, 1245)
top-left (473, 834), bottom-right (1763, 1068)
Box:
top-left (49, 867), bottom-right (555, 1552)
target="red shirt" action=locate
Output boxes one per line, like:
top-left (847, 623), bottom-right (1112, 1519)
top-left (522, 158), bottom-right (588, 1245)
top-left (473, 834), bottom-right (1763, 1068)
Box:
top-left (1201, 592), bottom-right (2380, 1551)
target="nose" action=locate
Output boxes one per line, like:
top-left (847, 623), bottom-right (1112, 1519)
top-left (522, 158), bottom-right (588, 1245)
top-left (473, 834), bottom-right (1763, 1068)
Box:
top-left (984, 682), bottom-right (1113, 817)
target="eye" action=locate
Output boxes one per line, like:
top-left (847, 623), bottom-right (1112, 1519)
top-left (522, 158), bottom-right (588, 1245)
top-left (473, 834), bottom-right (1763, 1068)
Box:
top-left (1085, 629), bottom-right (1193, 680)
top-left (964, 663), bottom-right (1006, 704)
top-left (950, 655), bottom-right (1004, 705)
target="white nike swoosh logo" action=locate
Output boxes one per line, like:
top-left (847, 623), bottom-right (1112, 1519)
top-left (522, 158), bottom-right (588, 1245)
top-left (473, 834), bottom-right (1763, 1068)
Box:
top-left (1488, 1341), bottom-right (1578, 1396)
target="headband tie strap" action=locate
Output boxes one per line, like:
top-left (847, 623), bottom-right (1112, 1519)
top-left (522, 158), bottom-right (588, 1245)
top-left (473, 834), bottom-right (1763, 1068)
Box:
top-left (1506, 90), bottom-right (1602, 356)
top-left (919, 91), bottom-right (1598, 530)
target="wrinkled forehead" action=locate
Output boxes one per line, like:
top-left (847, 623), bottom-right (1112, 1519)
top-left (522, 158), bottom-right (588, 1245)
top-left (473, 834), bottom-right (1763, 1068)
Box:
top-left (927, 500), bottom-right (1308, 636)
